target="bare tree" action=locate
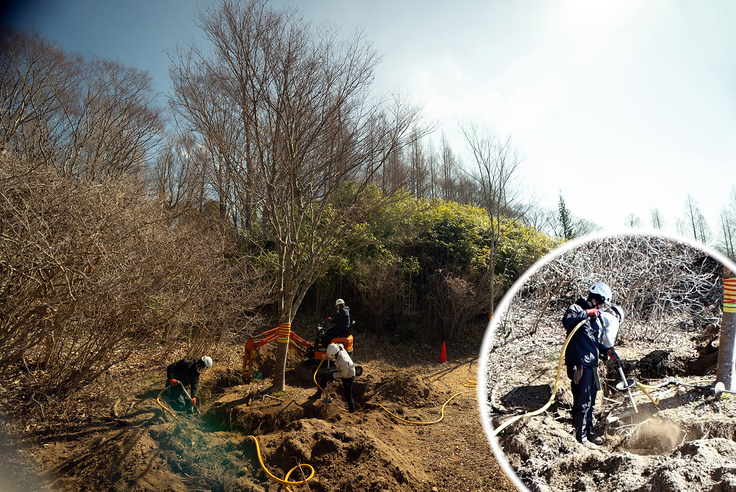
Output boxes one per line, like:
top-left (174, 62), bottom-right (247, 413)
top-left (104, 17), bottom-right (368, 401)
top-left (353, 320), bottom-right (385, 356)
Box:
top-left (408, 128), bottom-right (428, 198)
top-left (459, 121), bottom-right (525, 313)
top-left (150, 131), bottom-right (209, 212)
top-left (0, 29), bottom-right (70, 165)
top-left (718, 210), bottom-right (736, 261)
top-left (625, 213), bottom-right (642, 229)
top-left (494, 234), bottom-right (723, 345)
top-left (651, 207), bottom-right (665, 230)
top-left (439, 132), bottom-right (458, 201)
top-left (679, 194), bottom-right (712, 244)
top-left (717, 187), bottom-right (736, 261)
top-left (432, 269), bottom-right (486, 339)
top-left (1, 29), bottom-right (163, 180)
top-left (424, 138), bottom-right (438, 199)
top-left (0, 154), bottom-right (262, 392)
top-left (170, 0), bottom-right (425, 390)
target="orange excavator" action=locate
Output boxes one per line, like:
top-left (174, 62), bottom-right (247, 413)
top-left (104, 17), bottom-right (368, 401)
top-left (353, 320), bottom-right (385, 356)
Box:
top-left (243, 324), bottom-right (354, 379)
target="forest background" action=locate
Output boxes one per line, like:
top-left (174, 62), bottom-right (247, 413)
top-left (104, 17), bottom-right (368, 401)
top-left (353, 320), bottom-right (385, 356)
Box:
top-left (2, 0), bottom-right (736, 399)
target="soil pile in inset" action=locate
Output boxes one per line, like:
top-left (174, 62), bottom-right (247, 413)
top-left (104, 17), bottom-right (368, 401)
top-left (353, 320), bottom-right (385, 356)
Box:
top-left (624, 418), bottom-right (683, 455)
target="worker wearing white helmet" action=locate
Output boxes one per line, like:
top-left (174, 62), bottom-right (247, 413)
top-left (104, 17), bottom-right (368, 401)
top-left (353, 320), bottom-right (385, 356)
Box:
top-left (562, 282), bottom-right (618, 449)
top-left (318, 298), bottom-right (351, 348)
top-left (319, 343), bottom-right (356, 412)
top-left (166, 356), bottom-right (212, 413)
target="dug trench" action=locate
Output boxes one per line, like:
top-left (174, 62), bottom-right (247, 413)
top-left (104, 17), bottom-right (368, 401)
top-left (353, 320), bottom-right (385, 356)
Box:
top-left (487, 329), bottom-right (736, 492)
top-left (0, 334), bottom-right (518, 492)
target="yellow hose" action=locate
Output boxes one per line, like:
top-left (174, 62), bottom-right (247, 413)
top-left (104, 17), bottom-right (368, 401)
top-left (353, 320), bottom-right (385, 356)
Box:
top-left (313, 357), bottom-right (363, 413)
top-left (247, 435), bottom-right (315, 491)
top-left (635, 382), bottom-right (660, 406)
top-left (312, 357), bottom-right (327, 393)
top-left (492, 319), bottom-right (584, 436)
top-left (156, 387), bottom-right (180, 421)
top-left (366, 378), bottom-right (478, 425)
top-left (367, 388), bottom-right (474, 425)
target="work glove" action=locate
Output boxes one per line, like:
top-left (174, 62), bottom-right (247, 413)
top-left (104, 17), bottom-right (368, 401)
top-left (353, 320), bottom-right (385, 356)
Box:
top-left (606, 348), bottom-right (618, 362)
top-left (191, 397), bottom-right (197, 405)
top-left (170, 378), bottom-right (179, 387)
top-left (586, 308), bottom-right (600, 318)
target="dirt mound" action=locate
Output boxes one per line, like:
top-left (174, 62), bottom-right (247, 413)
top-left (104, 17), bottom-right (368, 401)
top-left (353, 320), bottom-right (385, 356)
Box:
top-left (261, 418), bottom-right (431, 491)
top-left (253, 340), bottom-right (307, 378)
top-left (625, 418), bottom-right (683, 455)
top-left (365, 372), bottom-right (444, 408)
top-left (635, 350), bottom-right (688, 379)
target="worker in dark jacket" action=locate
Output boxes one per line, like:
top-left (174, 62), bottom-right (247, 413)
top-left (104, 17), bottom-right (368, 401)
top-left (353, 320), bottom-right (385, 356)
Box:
top-left (318, 299), bottom-right (351, 348)
top-left (166, 356), bottom-right (212, 413)
top-left (562, 282), bottom-right (617, 449)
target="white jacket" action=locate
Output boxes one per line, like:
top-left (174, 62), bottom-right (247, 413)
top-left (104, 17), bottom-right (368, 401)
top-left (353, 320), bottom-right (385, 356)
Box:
top-left (332, 346), bottom-right (356, 379)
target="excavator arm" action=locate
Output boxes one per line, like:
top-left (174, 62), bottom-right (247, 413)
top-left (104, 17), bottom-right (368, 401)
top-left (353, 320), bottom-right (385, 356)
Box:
top-left (243, 328), bottom-right (313, 378)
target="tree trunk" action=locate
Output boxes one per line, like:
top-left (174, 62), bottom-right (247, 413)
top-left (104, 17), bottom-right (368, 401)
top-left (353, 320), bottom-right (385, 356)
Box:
top-left (272, 322), bottom-right (291, 391)
top-left (717, 266), bottom-right (736, 390)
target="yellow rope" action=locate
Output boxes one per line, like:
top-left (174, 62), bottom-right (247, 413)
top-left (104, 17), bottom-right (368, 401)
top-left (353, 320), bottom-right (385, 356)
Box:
top-left (492, 319), bottom-right (584, 436)
top-left (247, 435), bottom-right (315, 491)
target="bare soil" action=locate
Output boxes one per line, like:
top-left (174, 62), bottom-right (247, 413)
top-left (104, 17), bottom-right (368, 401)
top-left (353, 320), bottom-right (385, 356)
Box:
top-left (0, 329), bottom-right (518, 491)
top-left (485, 318), bottom-right (736, 492)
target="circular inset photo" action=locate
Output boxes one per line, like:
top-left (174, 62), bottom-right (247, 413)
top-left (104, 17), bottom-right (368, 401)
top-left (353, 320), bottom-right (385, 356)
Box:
top-left (478, 232), bottom-right (736, 492)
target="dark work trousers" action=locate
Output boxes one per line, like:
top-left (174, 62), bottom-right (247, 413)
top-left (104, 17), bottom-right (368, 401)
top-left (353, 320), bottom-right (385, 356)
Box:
top-left (568, 365), bottom-right (600, 442)
top-left (320, 371), bottom-right (356, 413)
top-left (341, 376), bottom-right (355, 413)
top-left (167, 385), bottom-right (193, 412)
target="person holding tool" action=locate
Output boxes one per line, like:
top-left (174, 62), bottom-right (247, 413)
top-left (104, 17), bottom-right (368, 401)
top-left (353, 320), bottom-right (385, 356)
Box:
top-left (316, 343), bottom-right (356, 413)
top-left (166, 356), bottom-right (212, 413)
top-left (562, 282), bottom-right (618, 449)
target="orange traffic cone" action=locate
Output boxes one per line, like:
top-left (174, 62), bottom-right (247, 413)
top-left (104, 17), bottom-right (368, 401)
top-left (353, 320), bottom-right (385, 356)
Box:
top-left (439, 341), bottom-right (447, 363)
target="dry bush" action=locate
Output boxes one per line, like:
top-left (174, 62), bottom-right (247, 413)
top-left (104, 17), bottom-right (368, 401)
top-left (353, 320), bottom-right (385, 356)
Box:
top-left (432, 269), bottom-right (487, 340)
top-left (0, 155), bottom-right (267, 395)
top-left (494, 234), bottom-right (722, 346)
top-left (348, 255), bottom-right (406, 333)
top-left (1, 29), bottom-right (163, 181)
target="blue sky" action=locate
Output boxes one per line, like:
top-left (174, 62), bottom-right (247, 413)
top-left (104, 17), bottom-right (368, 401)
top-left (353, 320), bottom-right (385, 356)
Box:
top-left (3, 0), bottom-right (736, 237)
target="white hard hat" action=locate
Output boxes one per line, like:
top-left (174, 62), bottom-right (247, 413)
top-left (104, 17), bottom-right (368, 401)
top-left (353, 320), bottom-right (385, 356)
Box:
top-left (200, 356), bottom-right (213, 369)
top-left (589, 282), bottom-right (612, 304)
top-left (326, 343), bottom-right (342, 359)
top-left (335, 299), bottom-right (345, 306)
